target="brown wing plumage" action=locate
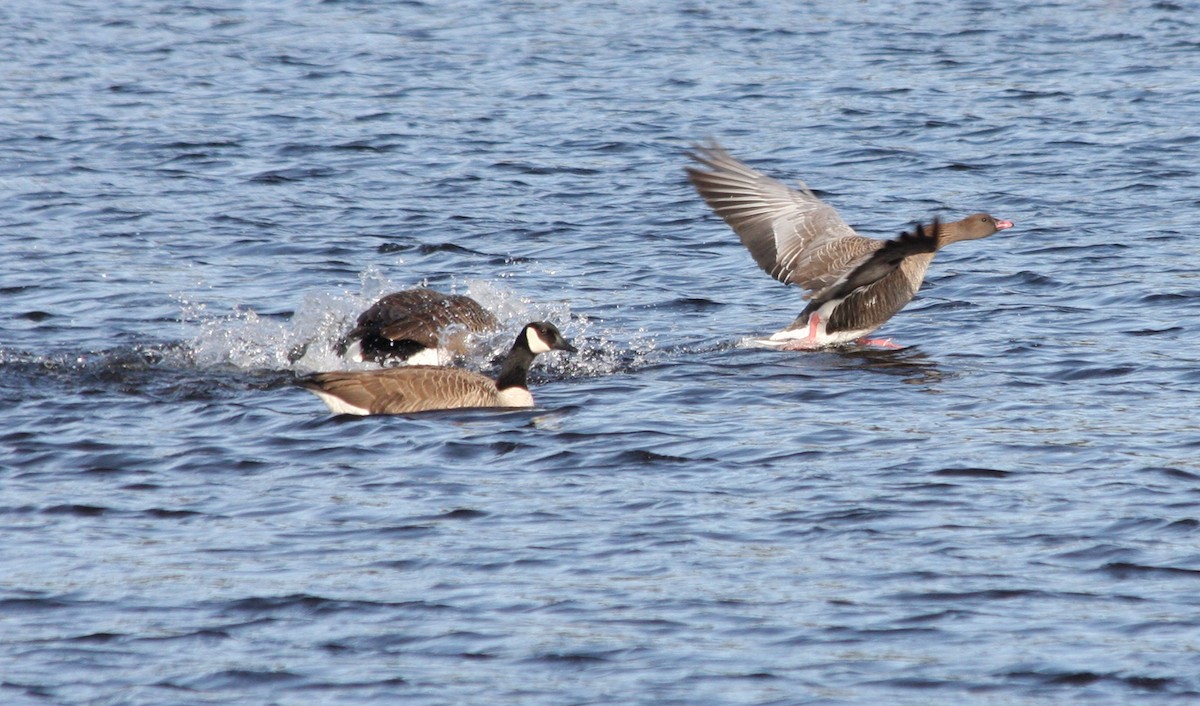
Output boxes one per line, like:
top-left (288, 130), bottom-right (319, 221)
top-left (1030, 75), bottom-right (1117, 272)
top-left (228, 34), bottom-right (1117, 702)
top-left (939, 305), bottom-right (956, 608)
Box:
top-left (304, 366), bottom-right (503, 414)
top-left (336, 288), bottom-right (500, 364)
top-left (350, 288), bottom-right (498, 347)
top-left (789, 222), bottom-right (941, 335)
top-left (685, 142), bottom-right (881, 293)
top-left (821, 254), bottom-right (935, 334)
top-left (806, 219), bottom-right (940, 306)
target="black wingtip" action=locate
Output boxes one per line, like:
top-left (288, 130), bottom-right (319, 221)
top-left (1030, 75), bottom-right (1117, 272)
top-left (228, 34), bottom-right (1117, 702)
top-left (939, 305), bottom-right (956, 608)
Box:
top-left (898, 216), bottom-right (941, 255)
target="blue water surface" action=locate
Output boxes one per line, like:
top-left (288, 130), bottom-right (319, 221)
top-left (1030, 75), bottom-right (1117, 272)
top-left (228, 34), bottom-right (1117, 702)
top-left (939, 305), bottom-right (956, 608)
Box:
top-left (3, 1), bottom-right (1200, 704)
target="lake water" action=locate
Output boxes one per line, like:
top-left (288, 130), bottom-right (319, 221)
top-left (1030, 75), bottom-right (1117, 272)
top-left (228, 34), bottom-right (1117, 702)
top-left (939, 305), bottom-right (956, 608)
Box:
top-left (3, 1), bottom-right (1200, 704)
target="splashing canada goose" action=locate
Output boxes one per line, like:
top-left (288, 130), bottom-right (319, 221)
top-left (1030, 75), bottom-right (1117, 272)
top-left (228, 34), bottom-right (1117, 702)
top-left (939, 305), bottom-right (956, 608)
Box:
top-left (686, 142), bottom-right (1014, 349)
top-left (305, 321), bottom-right (575, 415)
top-left (335, 288), bottom-right (499, 366)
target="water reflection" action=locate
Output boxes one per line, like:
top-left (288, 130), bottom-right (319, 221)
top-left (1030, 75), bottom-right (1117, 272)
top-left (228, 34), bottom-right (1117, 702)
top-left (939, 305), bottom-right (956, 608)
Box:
top-left (832, 345), bottom-right (947, 386)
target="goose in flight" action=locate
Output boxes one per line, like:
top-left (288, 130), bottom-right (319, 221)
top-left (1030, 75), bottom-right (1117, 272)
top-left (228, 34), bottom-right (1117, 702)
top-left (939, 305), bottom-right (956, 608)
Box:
top-left (686, 142), bottom-right (1013, 348)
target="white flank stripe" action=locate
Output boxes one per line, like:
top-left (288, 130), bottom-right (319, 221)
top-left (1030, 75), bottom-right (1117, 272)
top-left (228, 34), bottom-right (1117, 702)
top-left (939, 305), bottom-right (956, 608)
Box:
top-left (309, 390), bottom-right (371, 416)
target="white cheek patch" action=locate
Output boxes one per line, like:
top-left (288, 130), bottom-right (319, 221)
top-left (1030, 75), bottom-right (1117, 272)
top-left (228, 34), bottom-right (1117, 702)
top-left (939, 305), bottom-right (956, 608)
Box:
top-left (526, 326), bottom-right (553, 354)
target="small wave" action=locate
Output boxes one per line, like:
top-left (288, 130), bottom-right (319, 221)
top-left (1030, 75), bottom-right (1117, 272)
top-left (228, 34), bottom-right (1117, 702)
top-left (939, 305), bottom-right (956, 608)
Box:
top-left (0, 341), bottom-right (294, 406)
top-left (931, 467), bottom-right (1013, 478)
top-left (176, 669), bottom-right (304, 691)
top-left (1098, 562), bottom-right (1200, 579)
top-left (1003, 669), bottom-right (1174, 692)
top-left (524, 650), bottom-right (620, 665)
top-left (216, 593), bottom-right (441, 617)
top-left (0, 595), bottom-right (79, 612)
top-left (247, 167), bottom-right (340, 184)
top-left (42, 504), bottom-right (108, 517)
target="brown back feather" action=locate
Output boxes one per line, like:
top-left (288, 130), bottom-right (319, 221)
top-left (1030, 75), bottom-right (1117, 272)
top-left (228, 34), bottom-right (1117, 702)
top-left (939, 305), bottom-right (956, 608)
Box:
top-left (347, 289), bottom-right (498, 348)
top-left (306, 367), bottom-right (501, 414)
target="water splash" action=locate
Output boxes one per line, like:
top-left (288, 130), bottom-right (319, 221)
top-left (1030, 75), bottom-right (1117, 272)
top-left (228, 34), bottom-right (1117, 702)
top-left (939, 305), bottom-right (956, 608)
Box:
top-left (177, 273), bottom-right (660, 379)
top-left (184, 294), bottom-right (361, 373)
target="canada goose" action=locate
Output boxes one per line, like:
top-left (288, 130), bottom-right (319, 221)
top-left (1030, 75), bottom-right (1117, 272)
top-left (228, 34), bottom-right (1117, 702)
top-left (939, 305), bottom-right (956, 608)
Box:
top-left (686, 142), bottom-right (1014, 349)
top-left (304, 321), bottom-right (576, 415)
top-left (335, 288), bottom-right (499, 366)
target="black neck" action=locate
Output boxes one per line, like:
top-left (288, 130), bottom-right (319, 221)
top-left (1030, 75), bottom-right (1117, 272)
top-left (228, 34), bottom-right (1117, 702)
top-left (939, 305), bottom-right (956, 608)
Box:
top-left (494, 339), bottom-right (536, 391)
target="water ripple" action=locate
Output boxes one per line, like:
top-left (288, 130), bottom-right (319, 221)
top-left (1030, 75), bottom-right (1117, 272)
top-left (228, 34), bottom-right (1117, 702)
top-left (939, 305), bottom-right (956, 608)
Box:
top-left (3, 1), bottom-right (1200, 704)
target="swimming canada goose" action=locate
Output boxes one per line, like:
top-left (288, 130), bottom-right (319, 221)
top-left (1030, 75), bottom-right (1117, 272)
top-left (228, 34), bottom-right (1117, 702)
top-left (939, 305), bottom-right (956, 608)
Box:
top-left (335, 288), bottom-right (499, 366)
top-left (304, 321), bottom-right (575, 415)
top-left (686, 142), bottom-right (1014, 349)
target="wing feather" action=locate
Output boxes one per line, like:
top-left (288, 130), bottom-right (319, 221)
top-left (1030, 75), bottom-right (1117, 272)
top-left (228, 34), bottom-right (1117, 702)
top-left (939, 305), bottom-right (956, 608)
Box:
top-left (686, 142), bottom-right (879, 292)
top-left (345, 289), bottom-right (498, 349)
top-left (304, 367), bottom-right (502, 415)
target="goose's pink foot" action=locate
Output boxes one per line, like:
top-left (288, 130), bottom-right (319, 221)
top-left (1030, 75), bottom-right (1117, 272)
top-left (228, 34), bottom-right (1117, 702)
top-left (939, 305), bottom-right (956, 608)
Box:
top-left (779, 313), bottom-right (823, 350)
top-left (806, 313), bottom-right (822, 339)
top-left (855, 337), bottom-right (902, 349)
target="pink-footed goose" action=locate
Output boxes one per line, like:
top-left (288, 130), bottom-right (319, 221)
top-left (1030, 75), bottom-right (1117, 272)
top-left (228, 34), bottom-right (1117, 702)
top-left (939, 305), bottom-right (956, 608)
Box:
top-left (685, 142), bottom-right (1014, 349)
top-left (336, 288), bottom-right (499, 366)
top-left (307, 322), bottom-right (575, 415)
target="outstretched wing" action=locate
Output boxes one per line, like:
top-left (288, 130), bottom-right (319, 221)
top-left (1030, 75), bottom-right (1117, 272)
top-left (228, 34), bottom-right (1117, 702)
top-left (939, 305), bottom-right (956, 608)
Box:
top-left (685, 142), bottom-right (880, 293)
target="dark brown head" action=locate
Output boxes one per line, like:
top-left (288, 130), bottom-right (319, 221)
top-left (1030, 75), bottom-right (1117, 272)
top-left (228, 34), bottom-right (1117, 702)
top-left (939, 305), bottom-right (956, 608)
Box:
top-left (938, 213), bottom-right (1014, 246)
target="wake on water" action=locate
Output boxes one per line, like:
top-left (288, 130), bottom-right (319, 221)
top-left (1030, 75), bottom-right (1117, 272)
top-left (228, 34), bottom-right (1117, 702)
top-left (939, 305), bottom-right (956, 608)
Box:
top-left (1, 269), bottom-right (666, 409)
top-left (180, 269), bottom-right (660, 381)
